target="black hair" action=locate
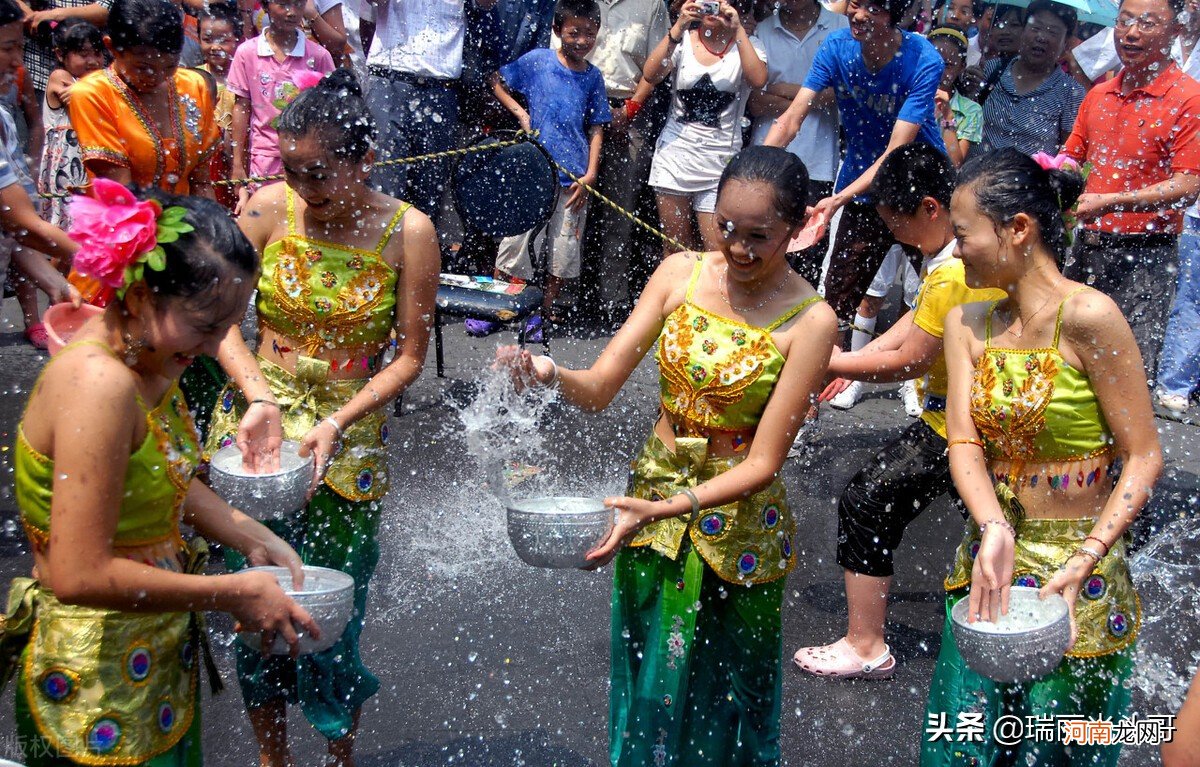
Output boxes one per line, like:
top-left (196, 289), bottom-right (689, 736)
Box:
top-left (881, 0), bottom-right (914, 25)
top-left (553, 0), bottom-right (601, 28)
top-left (957, 148), bottom-right (1084, 264)
top-left (276, 68), bottom-right (376, 162)
top-left (1023, 0), bottom-right (1076, 37)
top-left (198, 1), bottom-right (243, 41)
top-left (717, 146), bottom-right (810, 226)
top-left (108, 0), bottom-right (184, 54)
top-left (0, 0), bottom-right (21, 27)
top-left (871, 142), bottom-right (955, 214)
top-left (993, 3), bottom-right (1025, 21)
top-left (134, 190), bottom-right (258, 307)
top-left (52, 18), bottom-right (105, 59)
top-left (931, 0), bottom-right (977, 27)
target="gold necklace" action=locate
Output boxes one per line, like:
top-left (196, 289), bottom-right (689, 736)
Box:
top-left (719, 266), bottom-right (790, 314)
top-left (1004, 282), bottom-right (1062, 339)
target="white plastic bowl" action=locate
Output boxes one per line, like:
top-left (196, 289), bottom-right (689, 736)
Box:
top-left (506, 496), bottom-right (614, 569)
top-left (951, 586), bottom-right (1071, 682)
top-left (237, 566), bottom-right (355, 655)
top-left (208, 441), bottom-right (312, 520)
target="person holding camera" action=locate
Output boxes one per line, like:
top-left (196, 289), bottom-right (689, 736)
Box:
top-left (644, 0), bottom-right (767, 256)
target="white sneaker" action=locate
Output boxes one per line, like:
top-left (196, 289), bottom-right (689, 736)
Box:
top-left (830, 380), bottom-right (863, 410)
top-left (1156, 391), bottom-right (1190, 416)
top-left (900, 380), bottom-right (922, 418)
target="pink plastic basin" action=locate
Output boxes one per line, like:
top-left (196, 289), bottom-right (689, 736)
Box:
top-left (43, 303), bottom-right (102, 356)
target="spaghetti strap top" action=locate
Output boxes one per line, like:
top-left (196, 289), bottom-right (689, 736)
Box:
top-left (969, 287), bottom-right (1114, 487)
top-left (14, 340), bottom-right (199, 552)
top-left (657, 258), bottom-right (823, 434)
top-left (256, 187), bottom-right (409, 355)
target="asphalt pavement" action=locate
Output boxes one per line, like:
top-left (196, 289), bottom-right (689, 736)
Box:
top-left (0, 303), bottom-right (1195, 767)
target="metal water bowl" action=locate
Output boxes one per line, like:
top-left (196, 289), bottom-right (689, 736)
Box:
top-left (208, 441), bottom-right (312, 520)
top-left (506, 496), bottom-right (614, 569)
top-left (951, 586), bottom-right (1071, 682)
top-left (237, 566), bottom-right (355, 655)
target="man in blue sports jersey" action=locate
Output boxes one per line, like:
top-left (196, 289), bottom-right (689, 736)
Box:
top-left (765, 0), bottom-right (945, 325)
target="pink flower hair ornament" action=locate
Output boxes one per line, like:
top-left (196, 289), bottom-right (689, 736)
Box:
top-left (1030, 152), bottom-right (1081, 173)
top-left (68, 179), bottom-right (194, 298)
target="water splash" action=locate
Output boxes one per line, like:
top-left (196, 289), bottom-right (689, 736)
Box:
top-left (1129, 516), bottom-right (1200, 710)
top-left (457, 364), bottom-right (560, 508)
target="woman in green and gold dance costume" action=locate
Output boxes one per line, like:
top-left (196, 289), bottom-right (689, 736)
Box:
top-left (925, 149), bottom-right (1163, 766)
top-left (2, 183), bottom-right (316, 766)
top-left (204, 68), bottom-right (440, 767)
top-left (499, 145), bottom-right (838, 766)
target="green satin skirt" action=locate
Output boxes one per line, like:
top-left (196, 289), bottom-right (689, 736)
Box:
top-left (609, 544), bottom-right (785, 767)
top-left (223, 487), bottom-right (382, 742)
top-left (921, 590), bottom-right (1134, 767)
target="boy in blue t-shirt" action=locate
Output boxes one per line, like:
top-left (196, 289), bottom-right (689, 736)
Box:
top-left (764, 0), bottom-right (946, 325)
top-left (468, 0), bottom-right (611, 341)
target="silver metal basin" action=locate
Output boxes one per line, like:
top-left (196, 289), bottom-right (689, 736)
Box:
top-left (951, 586), bottom-right (1071, 682)
top-left (237, 566), bottom-right (355, 655)
top-left (209, 440), bottom-right (312, 520)
top-left (506, 496), bottom-right (614, 569)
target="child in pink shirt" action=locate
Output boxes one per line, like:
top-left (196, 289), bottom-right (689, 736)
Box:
top-left (228, 0), bottom-right (334, 213)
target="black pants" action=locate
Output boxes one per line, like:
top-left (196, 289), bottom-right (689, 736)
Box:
top-left (787, 180), bottom-right (835, 288)
top-left (837, 420), bottom-right (964, 578)
top-left (825, 201), bottom-right (921, 323)
top-left (1065, 230), bottom-right (1179, 381)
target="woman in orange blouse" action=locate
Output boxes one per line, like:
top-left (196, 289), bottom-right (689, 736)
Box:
top-left (69, 0), bottom-right (220, 197)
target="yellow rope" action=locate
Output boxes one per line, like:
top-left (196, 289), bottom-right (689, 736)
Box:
top-left (34, 132), bottom-right (540, 200)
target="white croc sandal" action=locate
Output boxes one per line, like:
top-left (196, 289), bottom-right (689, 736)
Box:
top-left (792, 638), bottom-right (896, 680)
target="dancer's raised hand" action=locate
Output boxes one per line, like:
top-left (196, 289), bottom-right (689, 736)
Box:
top-left (493, 345), bottom-right (556, 391)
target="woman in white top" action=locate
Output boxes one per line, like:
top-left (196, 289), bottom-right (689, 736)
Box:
top-left (645, 0), bottom-right (767, 256)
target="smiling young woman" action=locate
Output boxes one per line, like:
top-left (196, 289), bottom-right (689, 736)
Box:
top-left (496, 145), bottom-right (837, 765)
top-left (203, 68), bottom-right (440, 767)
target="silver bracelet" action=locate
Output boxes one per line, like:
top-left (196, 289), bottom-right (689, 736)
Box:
top-left (540, 355), bottom-right (560, 388)
top-left (677, 488), bottom-right (700, 517)
top-left (322, 415), bottom-right (344, 439)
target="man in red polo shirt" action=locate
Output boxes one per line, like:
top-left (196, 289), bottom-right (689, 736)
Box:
top-left (1063, 0), bottom-right (1200, 380)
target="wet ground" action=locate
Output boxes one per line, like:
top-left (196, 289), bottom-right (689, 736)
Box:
top-left (0, 306), bottom-right (1195, 767)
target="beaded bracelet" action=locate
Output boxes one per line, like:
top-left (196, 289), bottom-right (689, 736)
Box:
top-left (1071, 545), bottom-right (1104, 569)
top-left (249, 398), bottom-right (279, 408)
top-left (1085, 536), bottom-right (1110, 556)
top-left (979, 518), bottom-right (1016, 539)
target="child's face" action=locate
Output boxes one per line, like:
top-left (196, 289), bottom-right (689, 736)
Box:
top-left (264, 0), bottom-right (304, 35)
top-left (60, 45), bottom-right (106, 79)
top-left (932, 37), bottom-right (965, 89)
top-left (200, 18), bottom-right (238, 70)
top-left (111, 45), bottom-right (180, 93)
top-left (555, 15), bottom-right (600, 62)
top-left (938, 0), bottom-right (975, 29)
top-left (0, 22), bottom-right (24, 81)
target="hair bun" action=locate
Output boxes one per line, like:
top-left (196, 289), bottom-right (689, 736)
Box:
top-left (316, 68), bottom-right (363, 99)
top-left (1046, 167), bottom-right (1084, 213)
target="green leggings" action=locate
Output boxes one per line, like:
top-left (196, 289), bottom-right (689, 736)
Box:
top-left (224, 487), bottom-right (382, 742)
top-left (922, 591), bottom-right (1134, 767)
